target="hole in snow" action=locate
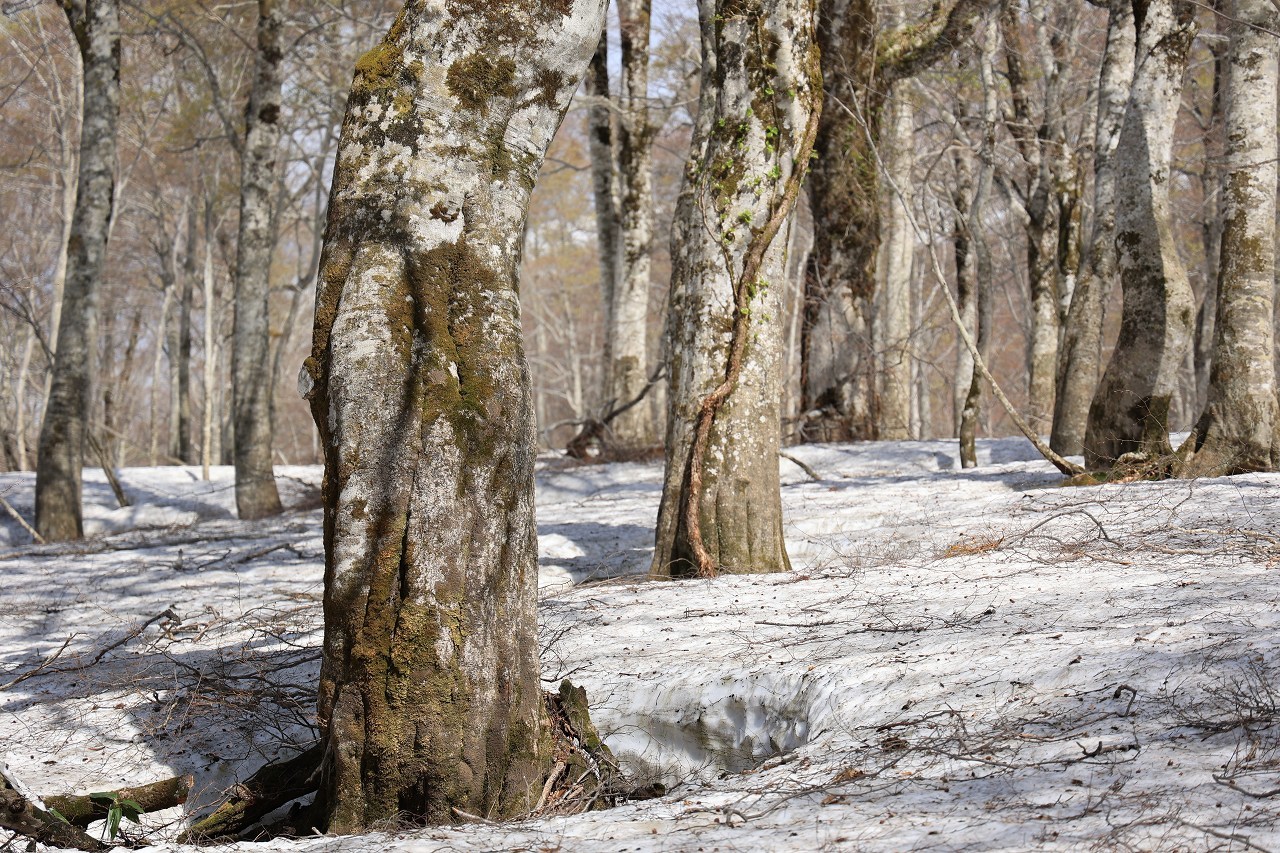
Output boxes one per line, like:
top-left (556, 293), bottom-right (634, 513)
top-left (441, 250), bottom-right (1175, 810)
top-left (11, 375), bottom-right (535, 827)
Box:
top-left (603, 683), bottom-right (813, 788)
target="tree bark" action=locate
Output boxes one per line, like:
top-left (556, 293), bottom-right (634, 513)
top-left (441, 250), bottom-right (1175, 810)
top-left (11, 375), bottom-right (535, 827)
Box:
top-left (173, 201), bottom-right (197, 464)
top-left (201, 212), bottom-right (217, 482)
top-left (150, 283), bottom-right (173, 467)
top-left (1191, 13), bottom-right (1227, 423)
top-left (1083, 0), bottom-right (1196, 469)
top-left (1051, 0), bottom-right (1135, 455)
top-left (957, 12), bottom-right (999, 468)
top-left (304, 1), bottom-right (608, 832)
top-left (604, 0), bottom-right (656, 447)
top-left (35, 0), bottom-right (120, 542)
top-left (800, 0), bottom-right (991, 444)
top-left (653, 0), bottom-right (820, 577)
top-left (1179, 0), bottom-right (1278, 476)
top-left (954, 149), bottom-right (976, 438)
top-left (231, 0), bottom-right (284, 520)
top-left (800, 0), bottom-right (879, 444)
top-left (876, 78), bottom-right (914, 441)
top-left (585, 30), bottom-right (620, 404)
top-left (14, 327), bottom-right (34, 470)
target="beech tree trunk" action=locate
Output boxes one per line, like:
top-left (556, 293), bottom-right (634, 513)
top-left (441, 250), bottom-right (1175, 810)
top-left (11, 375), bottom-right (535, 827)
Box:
top-left (876, 79), bottom-right (914, 441)
top-left (604, 0), bottom-right (656, 446)
top-left (172, 201), bottom-right (197, 464)
top-left (800, 0), bottom-right (991, 444)
top-left (14, 328), bottom-right (34, 470)
top-left (585, 31), bottom-right (620, 398)
top-left (304, 1), bottom-right (608, 832)
top-left (957, 12), bottom-right (999, 468)
top-left (231, 0), bottom-right (284, 520)
top-left (652, 0), bottom-right (820, 577)
top-left (1051, 0), bottom-right (1135, 455)
top-left (35, 0), bottom-right (120, 542)
top-left (1083, 0), bottom-right (1196, 469)
top-left (1180, 0), bottom-right (1278, 476)
top-left (800, 0), bottom-right (879, 443)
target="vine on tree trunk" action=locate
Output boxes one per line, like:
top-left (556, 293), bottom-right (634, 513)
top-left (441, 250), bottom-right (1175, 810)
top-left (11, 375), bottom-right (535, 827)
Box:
top-left (678, 80), bottom-right (823, 578)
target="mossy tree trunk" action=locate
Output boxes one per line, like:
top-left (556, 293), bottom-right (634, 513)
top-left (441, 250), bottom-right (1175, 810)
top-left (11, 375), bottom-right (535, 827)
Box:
top-left (800, 0), bottom-right (880, 444)
top-left (1051, 0), bottom-right (1135, 456)
top-left (652, 0), bottom-right (821, 577)
top-left (35, 0), bottom-right (120, 542)
top-left (305, 0), bottom-right (608, 833)
top-left (1179, 0), bottom-right (1278, 476)
top-left (800, 0), bottom-right (992, 444)
top-left (232, 0), bottom-right (284, 521)
top-left (1083, 0), bottom-right (1196, 469)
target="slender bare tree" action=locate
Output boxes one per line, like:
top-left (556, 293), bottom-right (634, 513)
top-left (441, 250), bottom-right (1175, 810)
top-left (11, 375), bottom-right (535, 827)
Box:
top-left (34, 0), bottom-right (120, 541)
top-left (604, 0), bottom-right (657, 446)
top-left (231, 0), bottom-right (284, 519)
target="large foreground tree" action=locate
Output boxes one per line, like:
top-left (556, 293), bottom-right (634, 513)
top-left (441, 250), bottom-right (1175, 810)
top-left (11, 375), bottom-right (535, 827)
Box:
top-left (652, 0), bottom-right (821, 577)
top-left (304, 0), bottom-right (609, 833)
top-left (34, 0), bottom-right (120, 542)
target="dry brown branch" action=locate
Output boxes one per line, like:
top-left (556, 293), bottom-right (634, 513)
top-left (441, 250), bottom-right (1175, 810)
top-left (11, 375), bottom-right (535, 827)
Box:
top-left (0, 493), bottom-right (43, 544)
top-left (0, 635), bottom-right (74, 691)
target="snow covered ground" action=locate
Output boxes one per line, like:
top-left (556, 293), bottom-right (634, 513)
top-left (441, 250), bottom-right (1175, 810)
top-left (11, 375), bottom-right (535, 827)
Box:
top-left (2, 437), bottom-right (1279, 851)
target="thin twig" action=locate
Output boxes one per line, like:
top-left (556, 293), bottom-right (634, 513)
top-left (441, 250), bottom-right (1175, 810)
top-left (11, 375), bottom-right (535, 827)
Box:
top-left (0, 635), bottom-right (75, 691)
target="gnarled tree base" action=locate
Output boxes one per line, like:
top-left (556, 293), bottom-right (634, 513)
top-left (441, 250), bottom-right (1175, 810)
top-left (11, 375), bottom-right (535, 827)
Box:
top-left (185, 682), bottom-right (623, 841)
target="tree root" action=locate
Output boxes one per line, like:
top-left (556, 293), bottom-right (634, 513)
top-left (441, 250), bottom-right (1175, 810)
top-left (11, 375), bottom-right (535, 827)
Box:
top-left (182, 681), bottom-right (631, 840)
top-left (180, 743), bottom-right (323, 842)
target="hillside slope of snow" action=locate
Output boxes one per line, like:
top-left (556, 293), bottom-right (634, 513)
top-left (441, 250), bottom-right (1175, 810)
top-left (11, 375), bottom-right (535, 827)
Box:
top-left (2, 438), bottom-right (1278, 851)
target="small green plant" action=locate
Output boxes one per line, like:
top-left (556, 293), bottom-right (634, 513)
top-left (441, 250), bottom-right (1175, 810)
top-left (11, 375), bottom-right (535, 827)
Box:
top-left (89, 792), bottom-right (144, 841)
